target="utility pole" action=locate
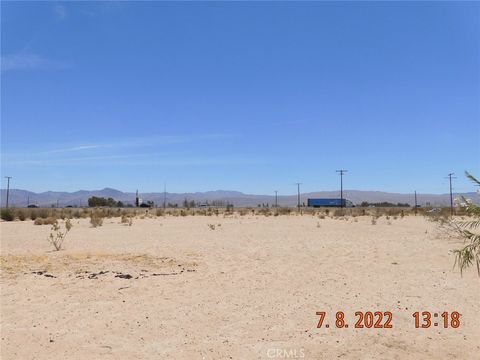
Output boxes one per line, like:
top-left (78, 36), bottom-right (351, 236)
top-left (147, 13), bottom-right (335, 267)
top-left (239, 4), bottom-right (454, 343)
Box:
top-left (295, 183), bottom-right (302, 209)
top-left (446, 173), bottom-right (456, 216)
top-left (163, 183), bottom-right (166, 209)
top-left (414, 190), bottom-right (417, 216)
top-left (336, 170), bottom-right (347, 208)
top-left (4, 176), bottom-right (12, 208)
top-left (274, 190), bottom-right (278, 208)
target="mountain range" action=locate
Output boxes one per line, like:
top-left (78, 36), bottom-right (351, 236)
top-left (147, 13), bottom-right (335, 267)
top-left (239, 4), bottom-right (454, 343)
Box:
top-left (1, 188), bottom-right (479, 207)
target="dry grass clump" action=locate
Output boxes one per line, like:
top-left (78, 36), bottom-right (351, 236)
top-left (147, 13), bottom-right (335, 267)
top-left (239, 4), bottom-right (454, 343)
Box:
top-left (90, 212), bottom-right (104, 227)
top-left (276, 207), bottom-right (292, 215)
top-left (120, 214), bottom-right (133, 226)
top-left (34, 217), bottom-right (58, 225)
top-left (207, 224), bottom-right (216, 230)
top-left (257, 208), bottom-right (272, 216)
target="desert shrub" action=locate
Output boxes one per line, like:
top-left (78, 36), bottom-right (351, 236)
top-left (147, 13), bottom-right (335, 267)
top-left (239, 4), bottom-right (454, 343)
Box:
top-left (90, 212), bottom-right (104, 227)
top-left (29, 209), bottom-right (38, 220)
top-left (1, 208), bottom-right (15, 221)
top-left (371, 217), bottom-right (377, 225)
top-left (48, 219), bottom-right (72, 251)
top-left (17, 209), bottom-right (27, 221)
top-left (276, 207), bottom-right (291, 215)
top-left (238, 209), bottom-right (248, 216)
top-left (318, 214), bottom-right (326, 219)
top-left (38, 209), bottom-right (49, 219)
top-left (207, 224), bottom-right (216, 230)
top-left (257, 208), bottom-right (272, 216)
top-left (333, 209), bottom-right (343, 217)
top-left (452, 172), bottom-right (480, 276)
top-left (34, 217), bottom-right (58, 225)
top-left (156, 209), bottom-right (165, 217)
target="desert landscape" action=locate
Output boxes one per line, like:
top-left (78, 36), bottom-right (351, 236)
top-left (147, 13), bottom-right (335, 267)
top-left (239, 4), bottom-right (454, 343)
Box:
top-left (1, 213), bottom-right (479, 359)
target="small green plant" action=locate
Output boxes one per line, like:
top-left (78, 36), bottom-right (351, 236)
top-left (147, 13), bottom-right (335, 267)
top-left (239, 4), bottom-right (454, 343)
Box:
top-left (453, 171), bottom-right (480, 276)
top-left (48, 219), bottom-right (72, 251)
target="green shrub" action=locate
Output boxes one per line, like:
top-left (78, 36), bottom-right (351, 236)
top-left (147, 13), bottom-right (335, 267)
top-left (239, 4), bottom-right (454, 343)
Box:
top-left (1, 209), bottom-right (15, 221)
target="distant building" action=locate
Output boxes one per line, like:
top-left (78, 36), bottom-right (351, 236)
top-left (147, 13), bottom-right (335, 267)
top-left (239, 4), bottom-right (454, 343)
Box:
top-left (307, 198), bottom-right (354, 208)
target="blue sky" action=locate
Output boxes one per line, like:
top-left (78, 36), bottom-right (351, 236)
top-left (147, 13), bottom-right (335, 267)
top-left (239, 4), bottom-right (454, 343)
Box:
top-left (1, 1), bottom-right (479, 195)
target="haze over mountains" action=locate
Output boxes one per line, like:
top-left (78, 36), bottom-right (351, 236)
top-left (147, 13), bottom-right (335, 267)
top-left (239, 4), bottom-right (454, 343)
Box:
top-left (1, 188), bottom-right (479, 208)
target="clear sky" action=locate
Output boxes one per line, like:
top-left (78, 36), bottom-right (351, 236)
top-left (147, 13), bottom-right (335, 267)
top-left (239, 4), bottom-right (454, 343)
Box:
top-left (1, 1), bottom-right (479, 195)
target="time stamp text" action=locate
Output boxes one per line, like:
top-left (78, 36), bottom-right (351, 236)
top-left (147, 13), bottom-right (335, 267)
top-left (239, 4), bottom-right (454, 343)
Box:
top-left (315, 311), bottom-right (461, 329)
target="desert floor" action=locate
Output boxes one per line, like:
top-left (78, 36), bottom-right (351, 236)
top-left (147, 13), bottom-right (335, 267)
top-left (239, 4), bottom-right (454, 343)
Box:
top-left (1, 215), bottom-right (479, 360)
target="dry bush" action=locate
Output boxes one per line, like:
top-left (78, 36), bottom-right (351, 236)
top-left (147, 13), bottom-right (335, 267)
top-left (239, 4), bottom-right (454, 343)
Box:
top-left (48, 219), bottom-right (72, 251)
top-left (238, 209), bottom-right (248, 216)
top-left (371, 217), bottom-right (377, 225)
top-left (276, 207), bottom-right (291, 215)
top-left (17, 209), bottom-right (27, 221)
top-left (38, 209), bottom-right (50, 219)
top-left (90, 212), bottom-right (104, 227)
top-left (257, 208), bottom-right (272, 216)
top-left (1, 208), bottom-right (15, 221)
top-left (29, 209), bottom-right (38, 220)
top-left (156, 209), bottom-right (165, 217)
top-left (34, 217), bottom-right (58, 225)
top-left (207, 224), bottom-right (216, 230)
top-left (332, 209), bottom-right (343, 217)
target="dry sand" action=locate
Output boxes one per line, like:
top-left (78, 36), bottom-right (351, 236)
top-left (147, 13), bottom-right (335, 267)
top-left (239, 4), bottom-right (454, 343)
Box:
top-left (1, 215), bottom-right (479, 359)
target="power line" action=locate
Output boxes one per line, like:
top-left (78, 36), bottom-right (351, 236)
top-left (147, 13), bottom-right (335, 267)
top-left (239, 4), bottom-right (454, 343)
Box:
top-left (336, 170), bottom-right (348, 208)
top-left (4, 176), bottom-right (12, 208)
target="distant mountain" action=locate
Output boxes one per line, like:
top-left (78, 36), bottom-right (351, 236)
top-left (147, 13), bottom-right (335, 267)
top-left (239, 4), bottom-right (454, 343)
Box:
top-left (1, 188), bottom-right (478, 207)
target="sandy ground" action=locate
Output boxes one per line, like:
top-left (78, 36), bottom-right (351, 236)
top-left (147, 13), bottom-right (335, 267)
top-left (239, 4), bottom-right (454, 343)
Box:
top-left (1, 215), bottom-right (479, 360)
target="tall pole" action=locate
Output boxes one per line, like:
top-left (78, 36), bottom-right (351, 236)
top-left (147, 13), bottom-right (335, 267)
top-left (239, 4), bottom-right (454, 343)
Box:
top-left (274, 191), bottom-right (278, 208)
top-left (414, 190), bottom-right (417, 216)
top-left (296, 183), bottom-right (302, 209)
top-left (4, 176), bottom-right (12, 208)
top-left (336, 170), bottom-right (347, 208)
top-left (447, 173), bottom-right (456, 216)
top-left (163, 183), bottom-right (166, 209)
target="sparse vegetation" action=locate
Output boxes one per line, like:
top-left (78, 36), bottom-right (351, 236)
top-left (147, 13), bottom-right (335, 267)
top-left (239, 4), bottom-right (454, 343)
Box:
top-left (1, 208), bottom-right (15, 221)
top-left (48, 219), bottom-right (72, 251)
top-left (90, 212), bottom-right (104, 227)
top-left (452, 172), bottom-right (480, 276)
top-left (34, 217), bottom-right (57, 225)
